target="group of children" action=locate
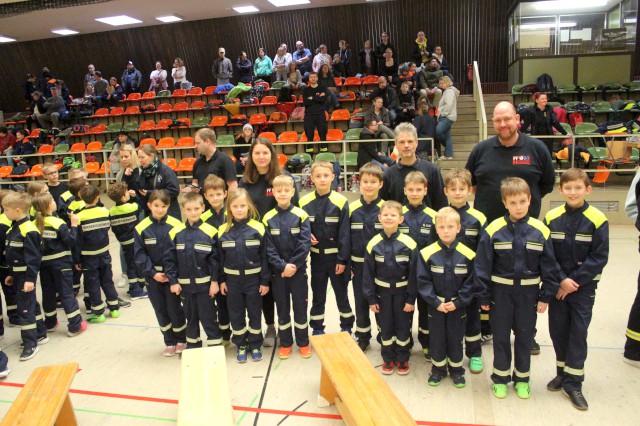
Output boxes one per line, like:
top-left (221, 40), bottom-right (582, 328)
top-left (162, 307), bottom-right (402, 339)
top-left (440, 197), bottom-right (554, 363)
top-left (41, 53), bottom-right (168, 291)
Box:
top-left (0, 159), bottom-right (609, 411)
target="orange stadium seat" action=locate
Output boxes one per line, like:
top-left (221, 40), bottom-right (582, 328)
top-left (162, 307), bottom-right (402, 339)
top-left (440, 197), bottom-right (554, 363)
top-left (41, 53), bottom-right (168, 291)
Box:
top-left (163, 158), bottom-right (178, 170)
top-left (141, 92), bottom-right (156, 99)
top-left (86, 124), bottom-right (106, 134)
top-left (138, 120), bottom-right (156, 131)
top-left (260, 96), bottom-right (277, 105)
top-left (92, 108), bottom-right (109, 117)
top-left (210, 116), bottom-right (228, 127)
top-left (362, 75), bottom-right (380, 85)
top-left (277, 153), bottom-right (288, 168)
top-left (188, 87), bottom-right (203, 96)
top-left (330, 109), bottom-right (350, 121)
top-left (326, 129), bottom-right (344, 141)
top-left (124, 105), bottom-right (140, 115)
top-left (86, 141), bottom-right (103, 151)
top-left (172, 89), bottom-right (187, 97)
top-left (109, 107), bottom-right (124, 116)
top-left (156, 118), bottom-right (173, 129)
top-left (204, 86), bottom-right (216, 95)
top-left (249, 113), bottom-right (267, 125)
top-left (344, 77), bottom-right (362, 86)
top-left (258, 132), bottom-right (277, 144)
top-left (277, 131), bottom-right (299, 143)
top-left (85, 162), bottom-right (100, 174)
top-left (157, 137), bottom-right (175, 148)
top-left (176, 137), bottom-right (195, 147)
top-left (156, 103), bottom-right (172, 112)
top-left (37, 144), bottom-right (54, 154)
top-left (190, 101), bottom-right (205, 109)
top-left (127, 93), bottom-right (142, 101)
top-left (24, 164), bottom-right (44, 178)
top-left (175, 157), bottom-right (196, 172)
top-left (69, 143), bottom-right (86, 152)
top-left (173, 102), bottom-right (189, 111)
top-left (139, 138), bottom-right (157, 147)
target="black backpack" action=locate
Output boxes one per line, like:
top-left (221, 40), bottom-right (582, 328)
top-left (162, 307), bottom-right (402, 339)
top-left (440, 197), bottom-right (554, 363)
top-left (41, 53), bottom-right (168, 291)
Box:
top-left (535, 73), bottom-right (555, 93)
top-left (277, 85), bottom-right (292, 103)
top-left (249, 85), bottom-right (265, 101)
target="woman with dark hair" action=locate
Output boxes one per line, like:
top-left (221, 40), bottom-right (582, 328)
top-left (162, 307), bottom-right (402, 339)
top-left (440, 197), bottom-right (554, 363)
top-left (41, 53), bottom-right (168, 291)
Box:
top-left (318, 64), bottom-right (340, 111)
top-left (520, 91), bottom-right (567, 156)
top-left (254, 48), bottom-right (273, 84)
top-left (239, 137), bottom-right (300, 347)
top-left (236, 51), bottom-right (253, 84)
top-left (136, 145), bottom-right (181, 219)
top-left (375, 31), bottom-right (396, 70)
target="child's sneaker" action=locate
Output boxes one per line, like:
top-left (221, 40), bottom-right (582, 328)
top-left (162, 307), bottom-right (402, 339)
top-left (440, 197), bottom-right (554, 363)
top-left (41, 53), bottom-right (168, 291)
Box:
top-left (357, 339), bottom-right (370, 352)
top-left (381, 362), bottom-right (395, 375)
top-left (116, 274), bottom-right (129, 288)
top-left (251, 348), bottom-right (263, 362)
top-left (515, 382), bottom-right (531, 399)
top-left (278, 346), bottom-right (292, 359)
top-left (469, 357), bottom-right (483, 374)
top-left (110, 310), bottom-right (120, 319)
top-left (0, 368), bottom-right (10, 378)
top-left (530, 338), bottom-right (541, 355)
top-left (263, 325), bottom-right (276, 347)
top-left (19, 346), bottom-right (39, 361)
top-left (547, 375), bottom-right (564, 391)
top-left (20, 335), bottom-right (49, 348)
top-left (452, 374), bottom-right (466, 388)
top-left (175, 343), bottom-right (187, 354)
top-left (236, 347), bottom-right (248, 363)
top-left (423, 348), bottom-right (431, 362)
top-left (88, 314), bottom-right (106, 323)
top-left (299, 346), bottom-right (312, 358)
top-left (428, 370), bottom-right (446, 386)
top-left (163, 346), bottom-right (177, 357)
top-left (130, 290), bottom-right (149, 301)
top-left (312, 329), bottom-right (325, 336)
top-left (493, 384), bottom-right (508, 399)
top-left (396, 362), bottom-right (410, 375)
top-left (117, 298), bottom-right (131, 308)
top-left (67, 321), bottom-right (88, 337)
top-left (47, 320), bottom-right (59, 332)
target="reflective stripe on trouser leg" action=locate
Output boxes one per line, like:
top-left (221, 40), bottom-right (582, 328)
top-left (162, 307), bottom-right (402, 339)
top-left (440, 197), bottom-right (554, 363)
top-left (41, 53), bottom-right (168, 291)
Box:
top-left (393, 293), bottom-right (412, 363)
top-left (549, 295), bottom-right (571, 376)
top-left (562, 288), bottom-right (595, 391)
top-left (197, 292), bottom-right (222, 346)
top-left (272, 274), bottom-right (294, 348)
top-left (38, 266), bottom-right (59, 329)
top-left (464, 298), bottom-right (482, 358)
top-left (46, 266), bottom-right (83, 331)
top-left (122, 244), bottom-right (143, 294)
top-left (624, 269), bottom-right (640, 360)
top-left (182, 293), bottom-right (203, 349)
top-left (351, 263), bottom-right (372, 341)
top-left (82, 263), bottom-right (106, 316)
top-left (148, 278), bottom-right (186, 346)
top-left (328, 266), bottom-right (354, 330)
top-left (378, 292), bottom-right (397, 363)
top-left (490, 288), bottom-right (515, 385)
top-left (244, 281), bottom-right (264, 351)
top-left (309, 259), bottom-right (329, 332)
top-left (511, 288), bottom-right (538, 384)
top-left (16, 277), bottom-right (47, 349)
top-left (446, 309), bottom-right (467, 375)
top-left (216, 292), bottom-right (230, 335)
top-left (417, 296), bottom-right (430, 349)
top-left (428, 306), bottom-right (448, 373)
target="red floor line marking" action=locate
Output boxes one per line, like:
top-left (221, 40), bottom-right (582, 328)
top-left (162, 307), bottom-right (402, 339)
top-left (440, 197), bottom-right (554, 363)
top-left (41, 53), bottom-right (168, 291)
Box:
top-left (0, 382), bottom-right (490, 425)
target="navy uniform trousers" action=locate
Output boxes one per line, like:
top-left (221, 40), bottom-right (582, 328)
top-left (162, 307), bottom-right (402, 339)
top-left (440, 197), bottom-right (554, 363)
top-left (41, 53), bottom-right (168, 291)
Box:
top-left (378, 291), bottom-right (412, 363)
top-left (625, 267), bottom-right (640, 361)
top-left (14, 274), bottom-right (47, 349)
top-left (491, 285), bottom-right (538, 384)
top-left (40, 266), bottom-right (82, 332)
top-left (147, 277), bottom-right (187, 347)
top-left (310, 256), bottom-right (354, 332)
top-left (0, 267), bottom-right (18, 333)
top-left (216, 292), bottom-right (231, 342)
top-left (182, 291), bottom-right (221, 349)
top-left (272, 271), bottom-right (309, 348)
top-left (429, 305), bottom-right (466, 375)
top-left (352, 261), bottom-right (374, 342)
top-left (227, 276), bottom-right (263, 350)
top-left (464, 298), bottom-right (482, 358)
top-left (83, 253), bottom-right (119, 316)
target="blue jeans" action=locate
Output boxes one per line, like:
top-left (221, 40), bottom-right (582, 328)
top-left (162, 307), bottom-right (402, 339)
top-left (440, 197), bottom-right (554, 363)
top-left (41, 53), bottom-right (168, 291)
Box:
top-left (436, 117), bottom-right (454, 157)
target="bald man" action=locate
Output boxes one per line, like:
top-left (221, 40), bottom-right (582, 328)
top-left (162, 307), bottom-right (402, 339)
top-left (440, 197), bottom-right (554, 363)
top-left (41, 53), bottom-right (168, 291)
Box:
top-left (465, 101), bottom-right (555, 222)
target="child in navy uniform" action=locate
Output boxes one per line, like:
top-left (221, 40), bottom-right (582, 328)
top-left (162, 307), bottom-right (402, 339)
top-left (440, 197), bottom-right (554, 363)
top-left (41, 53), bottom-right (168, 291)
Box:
top-left (363, 201), bottom-right (417, 375)
top-left (218, 189), bottom-right (271, 363)
top-left (349, 163), bottom-right (384, 351)
top-left (416, 207), bottom-right (475, 387)
top-left (0, 190), bottom-right (19, 333)
top-left (165, 192), bottom-right (221, 350)
top-left (134, 190), bottom-right (187, 357)
top-left (263, 175), bottom-right (312, 359)
top-left (2, 192), bottom-right (48, 361)
top-left (475, 177), bottom-right (559, 400)
top-left (543, 168), bottom-right (609, 410)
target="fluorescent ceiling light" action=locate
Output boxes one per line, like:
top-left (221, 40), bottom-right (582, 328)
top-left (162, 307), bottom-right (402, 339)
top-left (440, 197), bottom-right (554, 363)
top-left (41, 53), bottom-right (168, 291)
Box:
top-left (52, 29), bottom-right (79, 35)
top-left (535, 0), bottom-right (606, 11)
top-left (624, 18), bottom-right (637, 24)
top-left (268, 0), bottom-right (310, 7)
top-left (156, 15), bottom-right (183, 23)
top-left (0, 36), bottom-right (16, 43)
top-left (95, 15), bottom-right (142, 26)
top-left (234, 6), bottom-right (260, 13)
top-left (522, 22), bottom-right (577, 29)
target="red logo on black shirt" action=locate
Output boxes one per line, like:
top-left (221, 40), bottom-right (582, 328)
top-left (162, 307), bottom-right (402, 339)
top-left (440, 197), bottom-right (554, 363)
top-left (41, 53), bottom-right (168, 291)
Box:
top-left (266, 188), bottom-right (273, 197)
top-left (513, 155), bottom-right (531, 165)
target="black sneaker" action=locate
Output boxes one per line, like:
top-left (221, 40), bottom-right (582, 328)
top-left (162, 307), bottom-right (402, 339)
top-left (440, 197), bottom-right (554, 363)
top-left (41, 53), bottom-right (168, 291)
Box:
top-left (20, 346), bottom-right (39, 361)
top-left (531, 338), bottom-right (541, 355)
top-left (117, 298), bottom-right (132, 308)
top-left (20, 335), bottom-right (49, 348)
top-left (547, 375), bottom-right (564, 391)
top-left (563, 389), bottom-right (588, 411)
top-left (428, 370), bottom-right (446, 386)
top-left (357, 340), bottom-right (370, 352)
top-left (452, 374), bottom-right (466, 388)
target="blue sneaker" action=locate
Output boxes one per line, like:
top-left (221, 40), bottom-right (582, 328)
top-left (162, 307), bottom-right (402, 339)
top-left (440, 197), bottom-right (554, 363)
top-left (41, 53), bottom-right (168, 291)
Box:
top-left (251, 349), bottom-right (263, 362)
top-left (312, 329), bottom-right (325, 336)
top-left (130, 290), bottom-right (149, 301)
top-left (236, 346), bottom-right (248, 363)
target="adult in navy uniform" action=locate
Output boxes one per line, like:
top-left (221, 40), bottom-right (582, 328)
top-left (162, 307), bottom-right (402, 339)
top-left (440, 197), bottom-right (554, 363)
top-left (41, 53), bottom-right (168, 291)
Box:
top-left (624, 170), bottom-right (640, 368)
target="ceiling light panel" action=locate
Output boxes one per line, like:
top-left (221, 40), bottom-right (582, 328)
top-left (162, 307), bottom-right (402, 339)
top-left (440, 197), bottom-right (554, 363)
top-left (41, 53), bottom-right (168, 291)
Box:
top-left (0, 36), bottom-right (16, 43)
top-left (156, 15), bottom-right (183, 23)
top-left (52, 29), bottom-right (79, 35)
top-left (268, 0), bottom-right (310, 7)
top-left (234, 6), bottom-right (260, 13)
top-left (95, 15), bottom-right (143, 26)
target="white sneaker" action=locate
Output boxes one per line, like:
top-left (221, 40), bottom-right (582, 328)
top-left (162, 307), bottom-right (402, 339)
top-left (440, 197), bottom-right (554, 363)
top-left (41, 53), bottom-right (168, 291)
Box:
top-left (0, 368), bottom-right (10, 378)
top-left (116, 274), bottom-right (128, 288)
top-left (623, 357), bottom-right (640, 368)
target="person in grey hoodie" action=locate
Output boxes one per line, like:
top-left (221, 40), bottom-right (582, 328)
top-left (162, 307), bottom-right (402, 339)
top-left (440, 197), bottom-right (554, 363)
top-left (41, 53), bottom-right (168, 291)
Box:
top-left (435, 75), bottom-right (459, 159)
top-left (212, 47), bottom-right (233, 86)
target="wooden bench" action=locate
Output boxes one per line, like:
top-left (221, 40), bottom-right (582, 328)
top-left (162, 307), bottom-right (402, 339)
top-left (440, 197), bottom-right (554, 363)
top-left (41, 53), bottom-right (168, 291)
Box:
top-left (177, 346), bottom-right (234, 426)
top-left (1, 362), bottom-right (79, 426)
top-left (310, 332), bottom-right (417, 426)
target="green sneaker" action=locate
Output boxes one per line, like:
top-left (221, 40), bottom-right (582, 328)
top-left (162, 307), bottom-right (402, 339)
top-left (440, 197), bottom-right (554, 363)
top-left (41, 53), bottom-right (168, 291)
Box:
top-left (515, 382), bottom-right (531, 399)
top-left (87, 314), bottom-right (106, 323)
top-left (469, 357), bottom-right (484, 374)
top-left (110, 310), bottom-right (120, 319)
top-left (493, 384), bottom-right (508, 399)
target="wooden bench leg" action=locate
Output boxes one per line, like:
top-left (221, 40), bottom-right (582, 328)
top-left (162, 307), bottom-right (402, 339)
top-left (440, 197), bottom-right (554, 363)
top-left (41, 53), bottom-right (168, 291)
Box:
top-left (56, 394), bottom-right (78, 426)
top-left (317, 365), bottom-right (337, 407)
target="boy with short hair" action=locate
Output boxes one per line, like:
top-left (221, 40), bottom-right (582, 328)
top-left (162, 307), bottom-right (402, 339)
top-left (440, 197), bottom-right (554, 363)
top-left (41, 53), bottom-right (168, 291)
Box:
top-left (0, 190), bottom-right (19, 332)
top-left (299, 161), bottom-right (354, 335)
top-left (543, 168), bottom-right (609, 411)
top-left (1, 192), bottom-right (48, 360)
top-left (475, 177), bottom-right (559, 400)
top-left (201, 175), bottom-right (230, 343)
top-left (107, 182), bottom-right (147, 300)
top-left (416, 207), bottom-right (476, 387)
top-left (401, 171), bottom-right (436, 359)
top-left (42, 163), bottom-right (67, 206)
top-left (362, 201), bottom-right (416, 375)
top-left (165, 192), bottom-right (222, 349)
top-left (350, 163), bottom-right (384, 351)
top-left (77, 185), bottom-right (125, 322)
top-left (263, 175), bottom-right (312, 359)
top-left (443, 168), bottom-right (487, 374)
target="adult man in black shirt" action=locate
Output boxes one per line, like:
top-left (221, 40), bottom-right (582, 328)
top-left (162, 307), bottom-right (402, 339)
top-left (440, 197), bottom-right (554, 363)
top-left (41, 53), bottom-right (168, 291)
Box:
top-left (379, 122), bottom-right (447, 209)
top-left (465, 101), bottom-right (556, 222)
top-left (188, 128), bottom-right (238, 208)
top-left (303, 72), bottom-right (328, 153)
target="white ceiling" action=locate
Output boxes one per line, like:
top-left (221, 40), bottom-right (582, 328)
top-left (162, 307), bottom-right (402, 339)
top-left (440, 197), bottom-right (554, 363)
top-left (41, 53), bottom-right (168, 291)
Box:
top-left (0, 0), bottom-right (391, 43)
top-left (518, 0), bottom-right (626, 17)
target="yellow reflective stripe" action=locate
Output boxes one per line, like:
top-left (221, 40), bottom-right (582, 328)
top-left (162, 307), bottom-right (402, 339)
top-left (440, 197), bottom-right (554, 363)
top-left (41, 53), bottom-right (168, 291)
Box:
top-left (91, 302), bottom-right (106, 310)
top-left (351, 256), bottom-right (364, 263)
top-left (173, 324), bottom-right (187, 333)
top-left (514, 369), bottom-right (530, 378)
top-left (491, 276), bottom-right (513, 285)
top-left (207, 338), bottom-right (223, 345)
top-left (494, 242), bottom-right (512, 250)
top-left (522, 278), bottom-right (541, 285)
top-left (177, 276), bottom-right (211, 284)
top-left (194, 244), bottom-right (212, 252)
top-left (232, 327), bottom-right (247, 335)
top-left (186, 337), bottom-right (201, 343)
top-left (42, 251), bottom-right (72, 261)
top-left (493, 367), bottom-right (511, 377)
top-left (219, 324), bottom-right (230, 331)
top-left (465, 333), bottom-right (481, 342)
top-left (294, 321), bottom-right (308, 329)
top-left (279, 322), bottom-right (292, 330)
top-left (418, 327), bottom-right (429, 335)
top-left (432, 358), bottom-right (447, 367)
top-left (154, 266), bottom-right (163, 271)
top-left (67, 310), bottom-right (80, 319)
top-left (374, 278), bottom-right (407, 288)
top-left (593, 274), bottom-right (601, 281)
top-left (556, 360), bottom-right (566, 368)
top-left (309, 314), bottom-right (324, 320)
top-left (564, 366), bottom-right (584, 376)
top-left (21, 323), bottom-right (37, 330)
top-left (160, 323), bottom-right (172, 332)
top-left (381, 337), bottom-right (395, 346)
top-left (526, 242), bottom-right (543, 251)
top-left (449, 359), bottom-right (463, 368)
top-left (9, 241), bottom-right (24, 247)
top-left (12, 266), bottom-right (28, 272)
top-left (44, 310), bottom-right (57, 318)
top-left (120, 238), bottom-right (134, 246)
top-left (223, 267), bottom-right (261, 275)
top-left (430, 265), bottom-right (444, 273)
top-left (480, 313), bottom-right (489, 321)
top-left (81, 246), bottom-right (110, 256)
top-left (247, 326), bottom-right (262, 334)
top-left (437, 296), bottom-right (458, 302)
top-left (339, 311), bottom-right (354, 318)
top-left (106, 300), bottom-right (119, 306)
top-left (325, 248), bottom-right (339, 254)
top-left (551, 232), bottom-right (565, 240)
top-left (626, 328), bottom-right (640, 342)
top-left (310, 247), bottom-right (319, 253)
top-left (355, 325), bottom-right (371, 333)
top-left (575, 234), bottom-right (592, 242)
top-left (454, 267), bottom-right (468, 275)
top-left (396, 337), bottom-right (410, 347)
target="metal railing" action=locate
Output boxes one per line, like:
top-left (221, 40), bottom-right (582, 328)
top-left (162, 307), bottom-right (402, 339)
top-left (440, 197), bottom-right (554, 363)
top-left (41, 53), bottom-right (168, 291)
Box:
top-left (473, 61), bottom-right (488, 142)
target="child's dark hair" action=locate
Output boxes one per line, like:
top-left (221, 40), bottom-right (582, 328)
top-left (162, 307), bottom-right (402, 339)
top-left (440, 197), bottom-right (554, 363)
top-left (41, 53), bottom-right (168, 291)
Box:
top-left (32, 193), bottom-right (55, 234)
top-left (559, 168), bottom-right (591, 188)
top-left (500, 177), bottom-right (530, 200)
top-left (107, 182), bottom-right (129, 203)
top-left (180, 192), bottom-right (204, 207)
top-left (79, 184), bottom-right (100, 204)
top-left (68, 177), bottom-right (87, 197)
top-left (358, 162), bottom-right (383, 181)
top-left (149, 189), bottom-right (170, 205)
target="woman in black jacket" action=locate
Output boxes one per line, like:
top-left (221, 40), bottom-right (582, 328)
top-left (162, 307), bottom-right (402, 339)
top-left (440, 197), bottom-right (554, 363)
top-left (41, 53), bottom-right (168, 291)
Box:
top-left (358, 40), bottom-right (377, 76)
top-left (520, 91), bottom-right (567, 156)
top-left (136, 145), bottom-right (181, 219)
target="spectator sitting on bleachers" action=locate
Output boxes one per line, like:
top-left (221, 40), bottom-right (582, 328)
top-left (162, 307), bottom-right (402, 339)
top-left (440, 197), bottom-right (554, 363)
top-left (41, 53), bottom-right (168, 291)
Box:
top-left (332, 54), bottom-right (347, 78)
top-left (336, 40), bottom-right (352, 77)
top-left (312, 44), bottom-right (332, 73)
top-left (212, 48), bottom-right (233, 86)
top-left (23, 74), bottom-right (37, 103)
top-left (370, 76), bottom-right (398, 125)
top-left (149, 61), bottom-right (168, 93)
top-left (37, 86), bottom-right (66, 130)
top-left (359, 39), bottom-right (377, 76)
top-left (0, 127), bottom-right (16, 167)
top-left (92, 71), bottom-right (108, 101)
top-left (412, 99), bottom-right (438, 159)
top-left (375, 32), bottom-right (396, 71)
top-left (284, 62), bottom-right (305, 91)
top-left (365, 97), bottom-right (395, 154)
top-left (11, 129), bottom-right (36, 165)
top-left (254, 47), bottom-right (273, 84)
top-left (27, 91), bottom-right (46, 130)
top-left (380, 48), bottom-right (399, 87)
top-left (54, 80), bottom-right (71, 104)
top-left (411, 31), bottom-right (433, 67)
top-left (235, 123), bottom-right (254, 174)
top-left (432, 46), bottom-right (450, 74)
top-left (395, 82), bottom-right (416, 125)
top-left (84, 64), bottom-right (96, 88)
top-left (83, 83), bottom-right (94, 100)
top-left (419, 57), bottom-right (445, 106)
top-left (293, 41), bottom-right (313, 81)
top-left (236, 51), bottom-right (253, 84)
top-left (358, 118), bottom-right (396, 170)
top-left (122, 61), bottom-right (142, 95)
top-left (171, 58), bottom-right (187, 90)
top-left (318, 64), bottom-right (340, 111)
top-left (101, 77), bottom-right (124, 108)
top-left (273, 45), bottom-right (292, 82)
